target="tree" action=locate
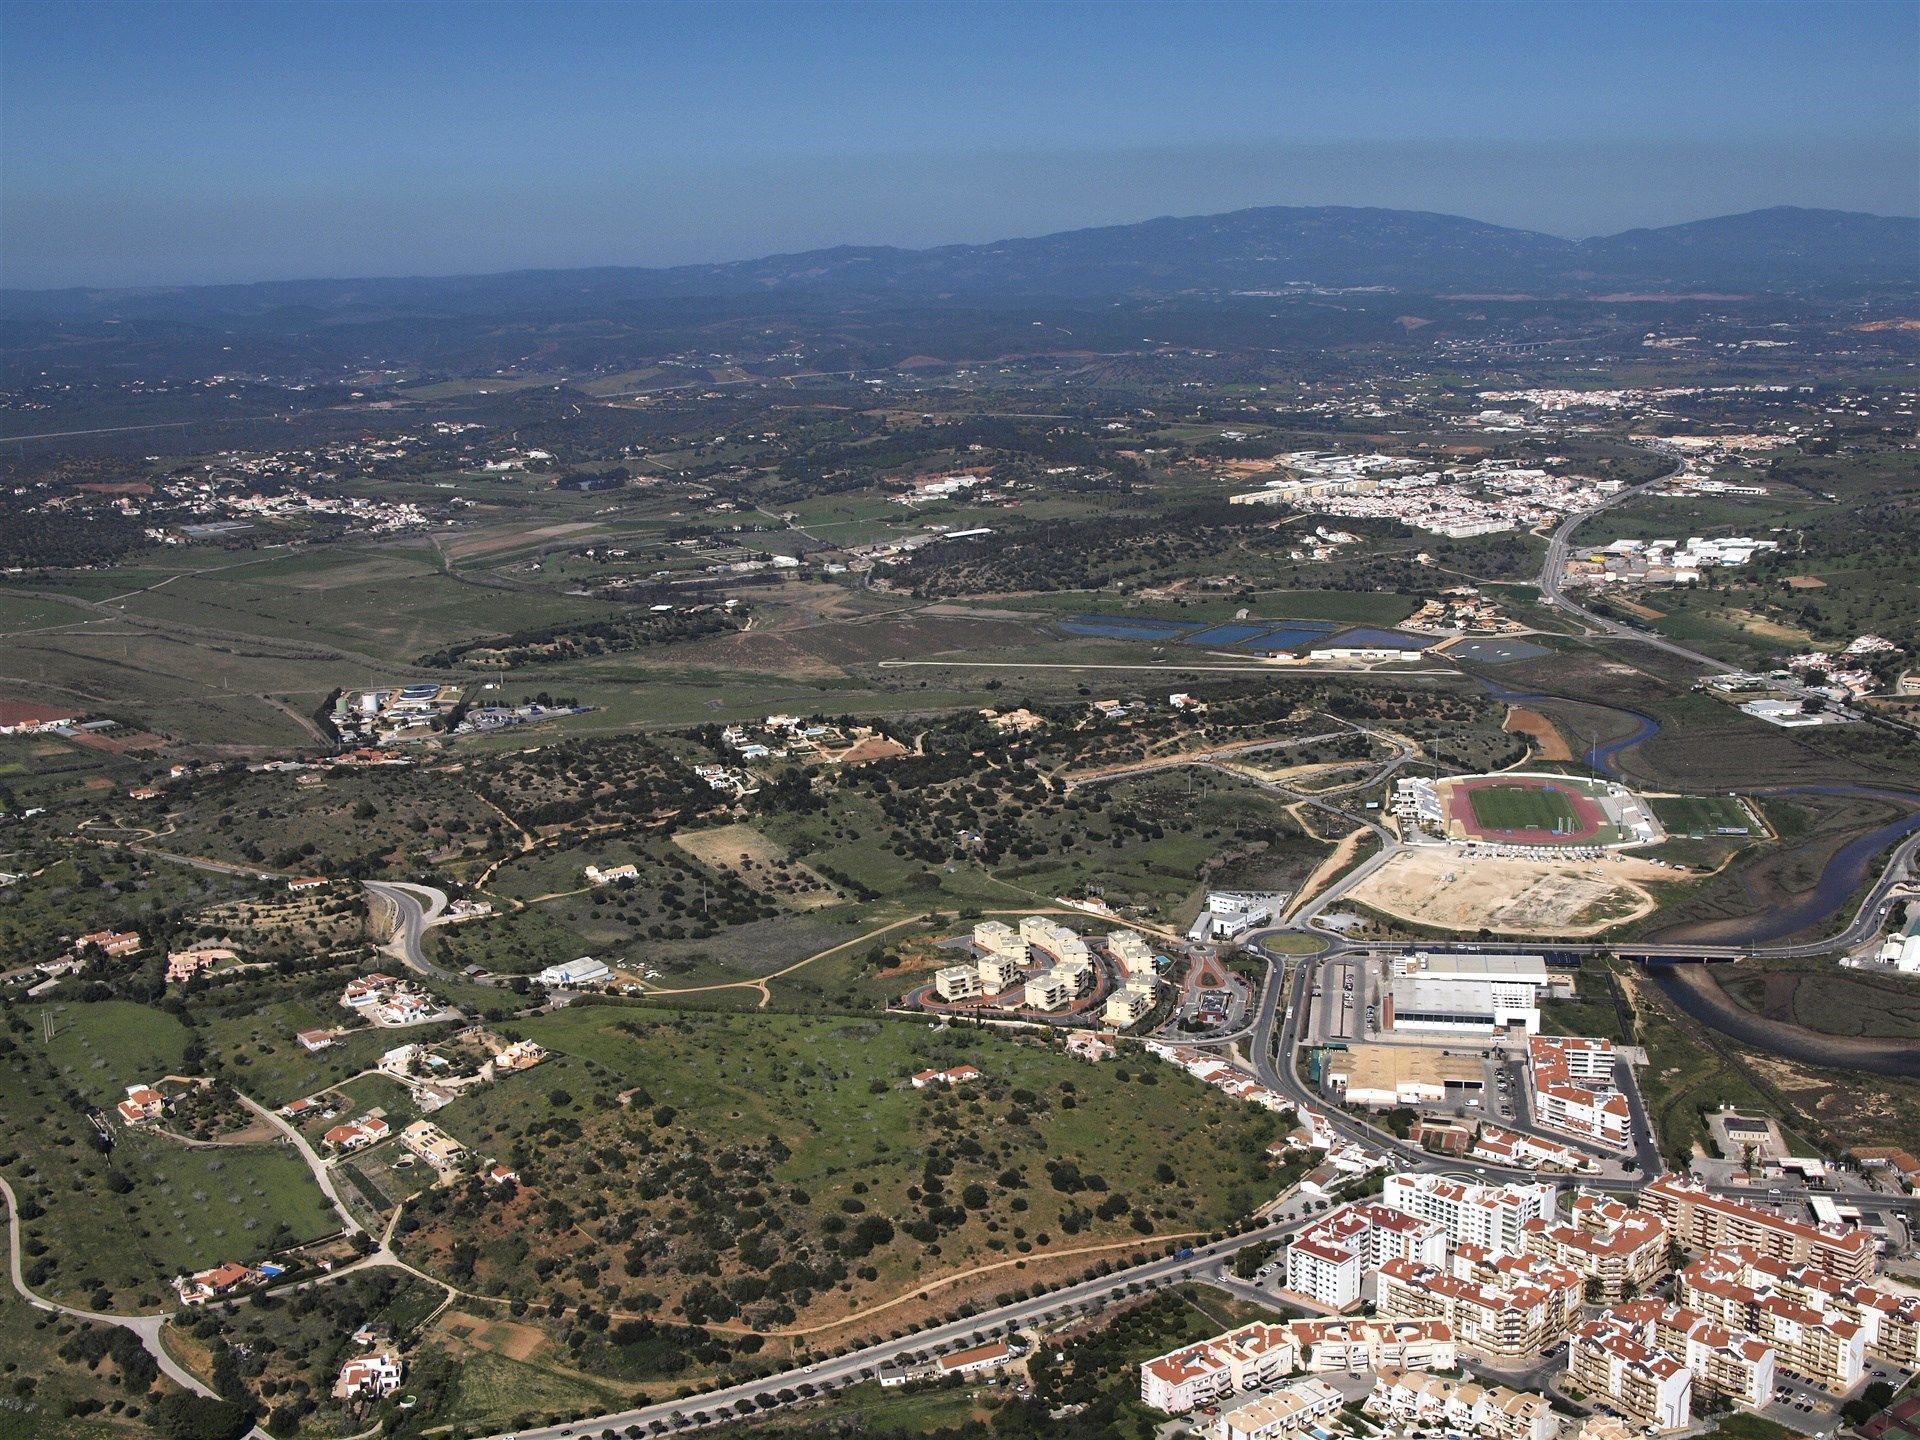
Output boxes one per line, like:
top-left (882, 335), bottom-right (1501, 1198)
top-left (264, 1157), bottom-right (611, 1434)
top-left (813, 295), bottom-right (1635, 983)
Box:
top-left (148, 1395), bottom-right (255, 1440)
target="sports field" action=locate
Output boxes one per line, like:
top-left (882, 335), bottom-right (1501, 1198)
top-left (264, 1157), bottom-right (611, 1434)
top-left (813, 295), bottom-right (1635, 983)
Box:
top-left (1442, 774), bottom-right (1613, 846)
top-left (1649, 793), bottom-right (1754, 838)
top-left (1467, 783), bottom-right (1584, 835)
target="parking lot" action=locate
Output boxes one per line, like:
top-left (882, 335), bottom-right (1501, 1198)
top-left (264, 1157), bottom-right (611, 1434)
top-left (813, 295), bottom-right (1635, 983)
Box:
top-left (1308, 956), bottom-right (1376, 1044)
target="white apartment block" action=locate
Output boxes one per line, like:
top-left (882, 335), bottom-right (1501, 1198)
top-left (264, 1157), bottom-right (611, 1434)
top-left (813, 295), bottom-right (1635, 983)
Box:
top-left (972, 920), bottom-right (1025, 960)
top-left (1365, 1367), bottom-right (1556, 1440)
top-left (1103, 979), bottom-right (1157, 1028)
top-left (1523, 1191), bottom-right (1669, 1303)
top-left (1022, 970), bottom-right (1074, 1011)
top-left (1106, 929), bottom-right (1158, 979)
top-left (1284, 1201), bottom-right (1449, 1309)
top-left (1528, 1036), bottom-right (1630, 1148)
top-left (1677, 1250), bottom-right (1869, 1391)
top-left (1598, 1300), bottom-right (1776, 1410)
top-left (1376, 1251), bottom-right (1583, 1362)
top-left (1382, 1173), bottom-right (1558, 1257)
top-left (1020, 915), bottom-right (1090, 965)
top-left (1139, 1318), bottom-right (1456, 1416)
top-left (1218, 1378), bottom-right (1343, 1440)
top-left (976, 955), bottom-right (1025, 992)
top-left (1285, 1318), bottom-right (1456, 1375)
top-left (1568, 1316), bottom-right (1694, 1433)
top-left (935, 964), bottom-right (982, 1002)
top-left (1693, 1246), bottom-right (1920, 1370)
top-left (1638, 1176), bottom-right (1875, 1283)
top-left (1139, 1321), bottom-right (1299, 1413)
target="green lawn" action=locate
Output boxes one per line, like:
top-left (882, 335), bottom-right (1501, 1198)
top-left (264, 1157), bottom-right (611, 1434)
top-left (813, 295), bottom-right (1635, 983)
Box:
top-left (0, 1288), bottom-right (146, 1440)
top-left (38, 1001), bottom-right (190, 1106)
top-left (1649, 793), bottom-right (1756, 837)
top-left (1465, 781), bottom-right (1584, 834)
top-left (0, 1011), bottom-right (341, 1312)
top-left (403, 1009), bottom-right (1283, 1330)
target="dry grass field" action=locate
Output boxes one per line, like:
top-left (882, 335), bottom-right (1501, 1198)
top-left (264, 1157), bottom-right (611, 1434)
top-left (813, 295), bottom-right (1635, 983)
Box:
top-left (670, 821), bottom-right (842, 909)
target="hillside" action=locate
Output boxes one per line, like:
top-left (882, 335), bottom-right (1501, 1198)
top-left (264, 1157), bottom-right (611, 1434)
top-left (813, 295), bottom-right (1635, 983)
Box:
top-left (3, 204), bottom-right (1912, 327)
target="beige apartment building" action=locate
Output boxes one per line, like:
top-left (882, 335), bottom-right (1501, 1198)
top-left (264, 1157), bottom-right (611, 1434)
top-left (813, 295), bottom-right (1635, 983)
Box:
top-left (1637, 1176), bottom-right (1874, 1283)
top-left (1523, 1191), bottom-right (1669, 1303)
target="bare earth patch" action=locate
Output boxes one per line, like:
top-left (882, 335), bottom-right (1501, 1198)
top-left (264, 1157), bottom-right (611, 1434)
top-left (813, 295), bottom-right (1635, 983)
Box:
top-left (1350, 846), bottom-right (1680, 936)
top-left (1502, 706), bottom-right (1573, 763)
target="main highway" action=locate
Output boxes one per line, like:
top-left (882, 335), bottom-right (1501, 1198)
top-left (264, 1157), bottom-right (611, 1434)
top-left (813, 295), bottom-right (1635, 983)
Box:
top-left (490, 1214), bottom-right (1320, 1438)
top-left (1535, 448), bottom-right (1726, 672)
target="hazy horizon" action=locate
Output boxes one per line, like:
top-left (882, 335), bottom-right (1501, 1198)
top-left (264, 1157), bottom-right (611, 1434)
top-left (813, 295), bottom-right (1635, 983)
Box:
top-left (3, 0), bottom-right (1916, 291)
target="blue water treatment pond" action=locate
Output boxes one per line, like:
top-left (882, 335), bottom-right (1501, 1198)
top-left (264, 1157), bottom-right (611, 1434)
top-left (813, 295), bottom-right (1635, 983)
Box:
top-left (1239, 623), bottom-right (1339, 653)
top-left (1324, 627), bottom-right (1435, 650)
top-left (1181, 623), bottom-right (1272, 647)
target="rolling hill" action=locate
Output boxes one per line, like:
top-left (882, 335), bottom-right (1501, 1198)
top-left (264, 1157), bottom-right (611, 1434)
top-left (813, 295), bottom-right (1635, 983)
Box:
top-left (2, 205), bottom-right (1913, 327)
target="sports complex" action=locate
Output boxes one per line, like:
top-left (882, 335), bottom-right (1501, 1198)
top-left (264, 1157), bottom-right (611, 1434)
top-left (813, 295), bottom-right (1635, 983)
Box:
top-left (1393, 772), bottom-right (1664, 849)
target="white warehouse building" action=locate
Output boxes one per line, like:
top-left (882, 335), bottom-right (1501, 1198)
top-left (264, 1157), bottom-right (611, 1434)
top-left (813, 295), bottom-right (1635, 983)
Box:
top-left (1382, 952), bottom-right (1567, 1037)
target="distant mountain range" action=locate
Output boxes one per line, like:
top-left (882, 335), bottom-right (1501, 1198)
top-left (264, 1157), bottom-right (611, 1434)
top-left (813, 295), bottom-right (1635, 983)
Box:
top-left (3, 205), bottom-right (1914, 324)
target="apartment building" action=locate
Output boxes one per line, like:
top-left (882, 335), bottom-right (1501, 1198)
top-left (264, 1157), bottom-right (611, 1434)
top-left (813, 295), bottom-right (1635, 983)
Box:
top-left (1567, 1316), bottom-right (1694, 1434)
top-left (1019, 916), bottom-right (1090, 965)
top-left (1139, 1322), bottom-right (1299, 1413)
top-left (1284, 1318), bottom-right (1457, 1374)
top-left (976, 955), bottom-right (1025, 992)
top-left (1637, 1176), bottom-right (1875, 1283)
top-left (1365, 1367), bottom-right (1556, 1440)
top-left (1701, 1248), bottom-right (1920, 1369)
top-left (1107, 929), bottom-right (1158, 979)
top-left (1283, 1201), bottom-right (1448, 1309)
top-left (1382, 1172), bottom-right (1558, 1257)
top-left (1523, 1191), bottom-right (1669, 1302)
top-left (1527, 1035), bottom-right (1630, 1148)
top-left (972, 920), bottom-right (1025, 960)
top-left (1103, 979), bottom-right (1157, 1028)
top-left (1376, 1251), bottom-right (1582, 1362)
top-left (1138, 1317), bottom-right (1456, 1414)
top-left (1022, 970), bottom-right (1075, 1011)
top-left (934, 964), bottom-right (982, 1002)
top-left (1603, 1300), bottom-right (1776, 1409)
top-left (1676, 1250), bottom-right (1869, 1391)
top-left (1218, 1378), bottom-right (1343, 1440)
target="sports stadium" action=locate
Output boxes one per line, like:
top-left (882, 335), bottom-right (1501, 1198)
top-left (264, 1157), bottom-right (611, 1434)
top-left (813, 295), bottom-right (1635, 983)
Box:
top-left (1392, 772), bottom-right (1663, 850)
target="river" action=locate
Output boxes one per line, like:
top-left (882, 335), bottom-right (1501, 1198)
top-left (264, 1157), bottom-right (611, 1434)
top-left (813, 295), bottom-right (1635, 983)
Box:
top-left (1649, 962), bottom-right (1920, 1077)
top-left (1472, 675), bottom-right (1920, 947)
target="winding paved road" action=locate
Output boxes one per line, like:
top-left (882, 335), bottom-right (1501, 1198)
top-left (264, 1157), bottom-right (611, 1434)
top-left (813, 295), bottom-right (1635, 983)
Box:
top-left (0, 1175), bottom-right (219, 1401)
top-left (364, 880), bottom-right (454, 978)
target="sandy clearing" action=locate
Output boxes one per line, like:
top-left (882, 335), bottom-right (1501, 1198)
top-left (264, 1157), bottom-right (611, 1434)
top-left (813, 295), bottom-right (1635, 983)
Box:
top-left (438, 520), bottom-right (605, 563)
top-left (1349, 845), bottom-right (1679, 936)
top-left (1502, 706), bottom-right (1574, 763)
top-left (1286, 826), bottom-right (1372, 918)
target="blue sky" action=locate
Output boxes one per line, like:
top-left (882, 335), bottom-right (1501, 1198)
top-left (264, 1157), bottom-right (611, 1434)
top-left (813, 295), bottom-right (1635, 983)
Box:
top-left (2, 0), bottom-right (1915, 288)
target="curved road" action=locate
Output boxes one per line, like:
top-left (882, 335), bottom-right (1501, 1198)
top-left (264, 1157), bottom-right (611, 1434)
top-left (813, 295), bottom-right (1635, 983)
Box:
top-left (364, 880), bottom-right (454, 979)
top-left (1536, 451), bottom-right (1721, 670)
top-left (1, 1175), bottom-right (220, 1401)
